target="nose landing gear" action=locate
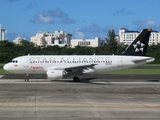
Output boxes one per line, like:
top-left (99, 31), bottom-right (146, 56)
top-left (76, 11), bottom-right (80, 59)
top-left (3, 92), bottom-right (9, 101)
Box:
top-left (25, 73), bottom-right (29, 82)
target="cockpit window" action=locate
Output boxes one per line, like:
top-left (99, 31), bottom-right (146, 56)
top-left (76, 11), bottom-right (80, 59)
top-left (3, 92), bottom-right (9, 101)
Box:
top-left (10, 60), bottom-right (18, 63)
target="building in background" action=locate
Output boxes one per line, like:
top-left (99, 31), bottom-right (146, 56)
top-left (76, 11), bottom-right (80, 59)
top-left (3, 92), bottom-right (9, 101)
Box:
top-left (70, 37), bottom-right (105, 48)
top-left (0, 24), bottom-right (6, 41)
top-left (148, 30), bottom-right (160, 45)
top-left (119, 28), bottom-right (160, 45)
top-left (29, 28), bottom-right (160, 47)
top-left (30, 31), bottom-right (72, 47)
top-left (13, 37), bottom-right (27, 44)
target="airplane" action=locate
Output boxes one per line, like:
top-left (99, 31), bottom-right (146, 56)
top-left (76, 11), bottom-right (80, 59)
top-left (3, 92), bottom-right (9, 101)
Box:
top-left (3, 28), bottom-right (154, 82)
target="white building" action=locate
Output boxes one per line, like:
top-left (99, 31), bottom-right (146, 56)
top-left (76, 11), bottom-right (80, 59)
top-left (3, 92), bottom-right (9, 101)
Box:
top-left (13, 37), bottom-right (26, 44)
top-left (149, 30), bottom-right (160, 45)
top-left (0, 24), bottom-right (6, 41)
top-left (119, 28), bottom-right (160, 45)
top-left (70, 37), bottom-right (105, 48)
top-left (30, 31), bottom-right (72, 47)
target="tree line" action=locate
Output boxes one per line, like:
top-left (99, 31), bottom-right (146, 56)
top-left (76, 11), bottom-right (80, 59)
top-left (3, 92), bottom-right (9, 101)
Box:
top-left (0, 30), bottom-right (160, 63)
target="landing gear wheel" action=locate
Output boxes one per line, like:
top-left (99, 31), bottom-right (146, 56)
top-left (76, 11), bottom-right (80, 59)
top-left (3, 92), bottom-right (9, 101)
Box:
top-left (73, 76), bottom-right (80, 82)
top-left (25, 78), bottom-right (29, 82)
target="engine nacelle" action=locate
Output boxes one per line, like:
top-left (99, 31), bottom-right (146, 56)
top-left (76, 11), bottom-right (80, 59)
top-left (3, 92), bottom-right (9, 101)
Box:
top-left (47, 70), bottom-right (66, 79)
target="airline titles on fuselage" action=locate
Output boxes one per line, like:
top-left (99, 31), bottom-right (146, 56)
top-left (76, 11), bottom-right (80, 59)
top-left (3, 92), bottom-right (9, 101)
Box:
top-left (29, 66), bottom-right (43, 69)
top-left (29, 57), bottom-right (112, 65)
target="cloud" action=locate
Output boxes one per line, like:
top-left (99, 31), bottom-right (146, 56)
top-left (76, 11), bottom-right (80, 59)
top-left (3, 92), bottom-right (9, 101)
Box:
top-left (113, 8), bottom-right (135, 15)
top-left (133, 19), bottom-right (160, 31)
top-left (30, 8), bottom-right (76, 24)
top-left (73, 23), bottom-right (118, 39)
top-left (73, 29), bottom-right (85, 39)
top-left (133, 19), bottom-right (155, 27)
top-left (6, 0), bottom-right (20, 2)
top-left (24, 3), bottom-right (39, 10)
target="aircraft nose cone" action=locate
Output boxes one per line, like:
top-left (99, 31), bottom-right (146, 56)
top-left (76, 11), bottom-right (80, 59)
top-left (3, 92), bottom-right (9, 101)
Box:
top-left (3, 64), bottom-right (9, 71)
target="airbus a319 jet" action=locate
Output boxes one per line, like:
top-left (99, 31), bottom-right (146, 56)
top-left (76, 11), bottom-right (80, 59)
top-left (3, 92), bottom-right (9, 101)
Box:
top-left (3, 29), bottom-right (154, 82)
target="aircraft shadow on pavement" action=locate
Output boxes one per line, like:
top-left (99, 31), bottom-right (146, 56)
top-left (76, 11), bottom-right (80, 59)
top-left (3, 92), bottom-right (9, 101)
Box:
top-left (51, 77), bottom-right (98, 83)
top-left (147, 79), bottom-right (160, 82)
top-left (51, 77), bottom-right (110, 85)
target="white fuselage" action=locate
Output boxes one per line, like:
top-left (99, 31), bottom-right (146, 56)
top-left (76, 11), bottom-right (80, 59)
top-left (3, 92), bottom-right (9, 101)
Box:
top-left (3, 55), bottom-right (154, 74)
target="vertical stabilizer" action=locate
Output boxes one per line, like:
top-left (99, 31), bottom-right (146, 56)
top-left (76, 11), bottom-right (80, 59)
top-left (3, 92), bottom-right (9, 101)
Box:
top-left (122, 29), bottom-right (151, 56)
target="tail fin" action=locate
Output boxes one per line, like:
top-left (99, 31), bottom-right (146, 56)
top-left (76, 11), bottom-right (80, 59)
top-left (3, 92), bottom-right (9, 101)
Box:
top-left (122, 28), bottom-right (151, 56)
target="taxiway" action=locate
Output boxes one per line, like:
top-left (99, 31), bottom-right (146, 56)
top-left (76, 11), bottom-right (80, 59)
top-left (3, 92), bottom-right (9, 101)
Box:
top-left (0, 76), bottom-right (160, 120)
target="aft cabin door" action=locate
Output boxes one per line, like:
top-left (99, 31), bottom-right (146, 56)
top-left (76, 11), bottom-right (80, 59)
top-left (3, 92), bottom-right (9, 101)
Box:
top-left (118, 58), bottom-right (123, 67)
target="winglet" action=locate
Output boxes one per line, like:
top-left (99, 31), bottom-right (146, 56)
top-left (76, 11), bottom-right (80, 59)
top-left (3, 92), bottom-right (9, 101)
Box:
top-left (122, 29), bottom-right (152, 56)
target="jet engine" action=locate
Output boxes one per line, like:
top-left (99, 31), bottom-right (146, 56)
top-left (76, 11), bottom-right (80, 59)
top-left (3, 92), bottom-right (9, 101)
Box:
top-left (47, 70), bottom-right (67, 79)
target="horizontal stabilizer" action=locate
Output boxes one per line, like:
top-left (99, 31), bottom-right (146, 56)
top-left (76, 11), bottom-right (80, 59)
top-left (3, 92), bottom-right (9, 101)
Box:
top-left (132, 57), bottom-right (155, 64)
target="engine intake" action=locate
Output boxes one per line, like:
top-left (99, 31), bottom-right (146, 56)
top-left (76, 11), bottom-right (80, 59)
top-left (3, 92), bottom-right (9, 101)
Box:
top-left (47, 70), bottom-right (66, 79)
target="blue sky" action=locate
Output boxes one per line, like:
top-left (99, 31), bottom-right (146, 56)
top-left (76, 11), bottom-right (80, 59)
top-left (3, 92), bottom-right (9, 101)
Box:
top-left (1, 0), bottom-right (160, 41)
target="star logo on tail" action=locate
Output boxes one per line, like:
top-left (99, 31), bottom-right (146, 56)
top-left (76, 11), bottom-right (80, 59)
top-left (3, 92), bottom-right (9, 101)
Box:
top-left (133, 40), bottom-right (145, 52)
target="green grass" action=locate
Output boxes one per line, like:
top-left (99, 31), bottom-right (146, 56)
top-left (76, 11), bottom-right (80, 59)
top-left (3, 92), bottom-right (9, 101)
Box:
top-left (0, 69), bottom-right (12, 74)
top-left (102, 69), bottom-right (160, 75)
top-left (143, 64), bottom-right (160, 66)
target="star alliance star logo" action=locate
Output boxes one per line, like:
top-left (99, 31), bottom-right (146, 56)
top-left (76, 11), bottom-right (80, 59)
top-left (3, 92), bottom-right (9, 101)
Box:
top-left (133, 40), bottom-right (145, 52)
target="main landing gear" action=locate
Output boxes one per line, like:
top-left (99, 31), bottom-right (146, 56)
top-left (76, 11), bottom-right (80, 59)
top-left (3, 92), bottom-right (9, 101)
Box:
top-left (73, 76), bottom-right (80, 82)
top-left (25, 73), bottom-right (29, 82)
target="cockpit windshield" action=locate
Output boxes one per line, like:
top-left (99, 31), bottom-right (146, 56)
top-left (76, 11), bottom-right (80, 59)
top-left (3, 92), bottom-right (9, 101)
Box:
top-left (10, 60), bottom-right (18, 63)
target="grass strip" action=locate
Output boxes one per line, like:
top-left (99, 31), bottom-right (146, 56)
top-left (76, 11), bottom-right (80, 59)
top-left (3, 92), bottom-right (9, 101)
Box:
top-left (0, 69), bottom-right (12, 74)
top-left (102, 69), bottom-right (160, 75)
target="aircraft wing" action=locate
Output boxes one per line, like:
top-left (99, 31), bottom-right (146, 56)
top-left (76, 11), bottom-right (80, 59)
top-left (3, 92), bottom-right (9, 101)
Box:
top-left (64, 64), bottom-right (97, 74)
top-left (44, 64), bottom-right (97, 75)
